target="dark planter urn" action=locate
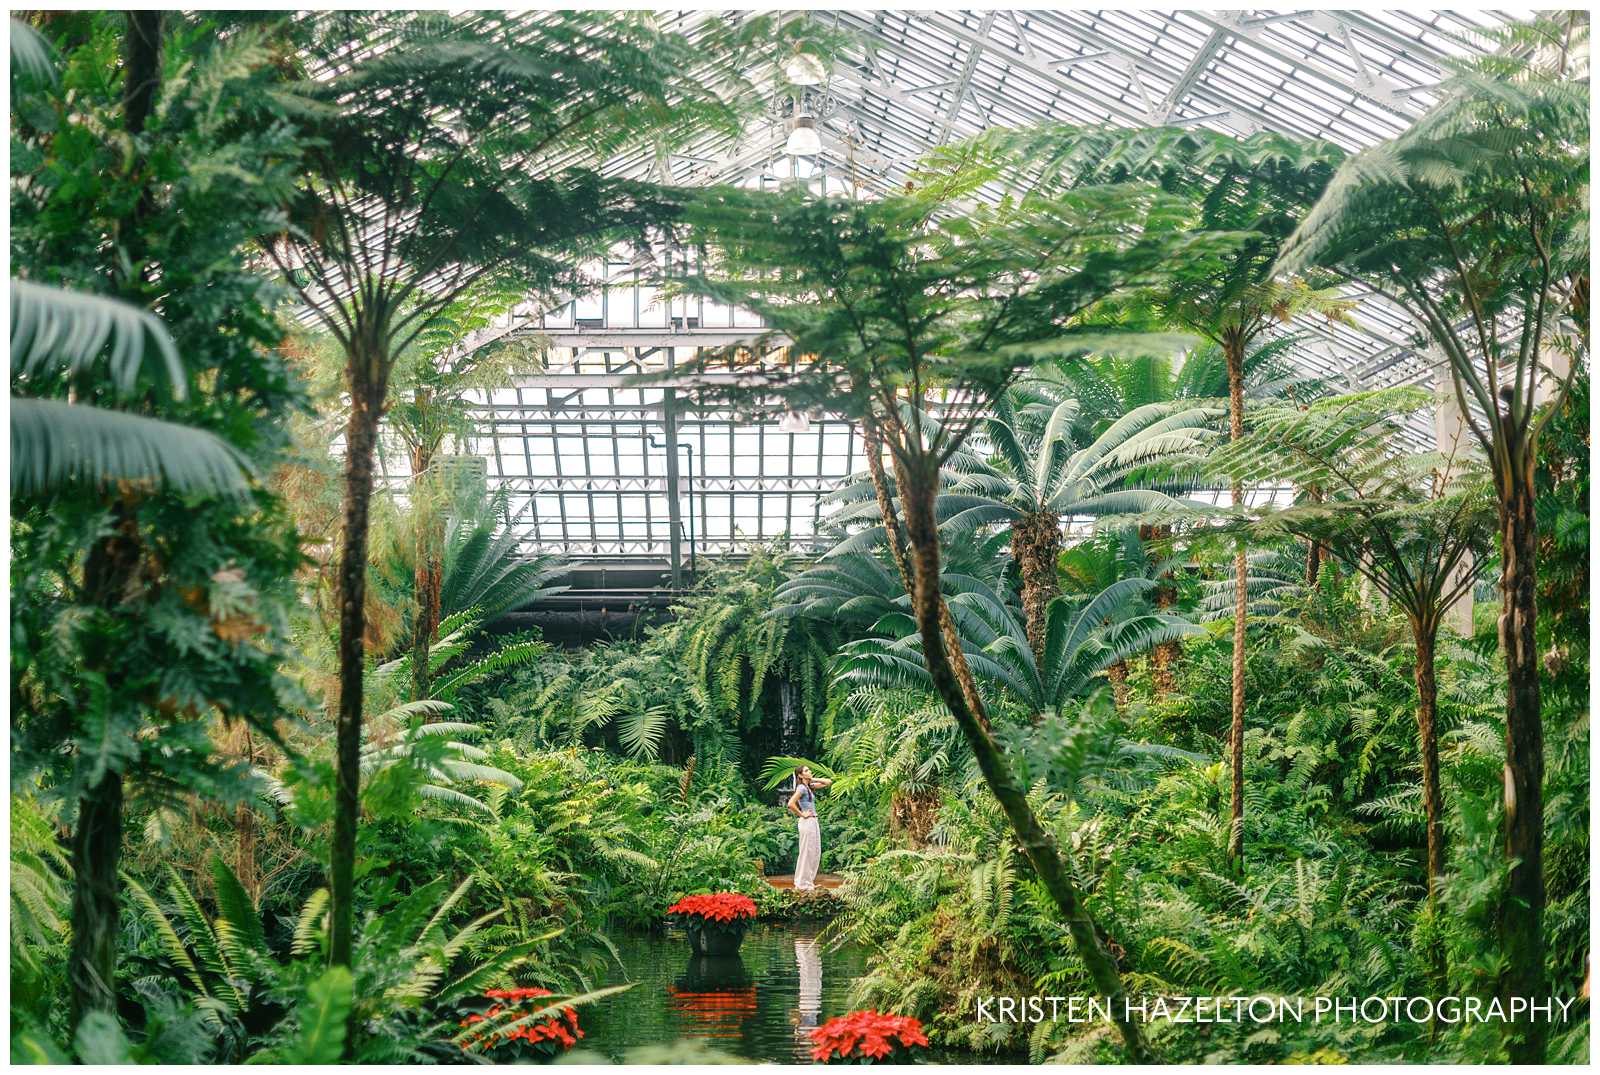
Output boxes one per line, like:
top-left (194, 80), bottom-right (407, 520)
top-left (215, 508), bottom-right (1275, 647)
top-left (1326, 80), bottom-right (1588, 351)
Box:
top-left (684, 917), bottom-right (747, 956)
top-left (676, 954), bottom-right (751, 992)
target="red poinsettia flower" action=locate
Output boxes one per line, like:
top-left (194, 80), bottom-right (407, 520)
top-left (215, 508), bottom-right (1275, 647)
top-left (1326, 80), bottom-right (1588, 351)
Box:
top-left (664, 892), bottom-right (759, 923)
top-left (810, 1010), bottom-right (930, 1063)
top-left (458, 984), bottom-right (583, 1059)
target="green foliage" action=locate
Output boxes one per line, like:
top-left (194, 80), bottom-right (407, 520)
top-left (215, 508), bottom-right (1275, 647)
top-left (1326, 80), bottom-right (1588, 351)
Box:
top-left (11, 9), bottom-right (308, 811)
top-left (494, 552), bottom-right (837, 769)
top-left (835, 579), bottom-right (1198, 719)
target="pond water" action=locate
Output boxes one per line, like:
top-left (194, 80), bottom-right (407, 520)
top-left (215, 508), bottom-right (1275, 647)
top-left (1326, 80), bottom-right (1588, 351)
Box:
top-left (576, 921), bottom-right (871, 1063)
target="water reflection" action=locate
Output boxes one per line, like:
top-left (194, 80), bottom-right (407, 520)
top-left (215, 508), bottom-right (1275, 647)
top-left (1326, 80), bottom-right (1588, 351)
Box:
top-left (794, 934), bottom-right (823, 1043)
top-left (580, 923), bottom-right (869, 1063)
top-left (669, 955), bottom-right (756, 1041)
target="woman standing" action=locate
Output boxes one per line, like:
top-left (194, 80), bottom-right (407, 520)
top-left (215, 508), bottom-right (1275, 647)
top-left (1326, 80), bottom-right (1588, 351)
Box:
top-left (786, 766), bottom-right (832, 891)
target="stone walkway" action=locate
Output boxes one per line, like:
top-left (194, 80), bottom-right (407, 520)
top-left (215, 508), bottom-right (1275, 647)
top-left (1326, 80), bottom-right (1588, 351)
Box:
top-left (762, 872), bottom-right (844, 890)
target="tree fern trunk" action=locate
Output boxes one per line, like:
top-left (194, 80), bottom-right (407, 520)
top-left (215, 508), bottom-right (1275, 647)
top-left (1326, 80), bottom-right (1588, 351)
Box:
top-left (865, 420), bottom-right (988, 727)
top-left (331, 345), bottom-right (389, 983)
top-left (1497, 458), bottom-right (1545, 1063)
top-left (1226, 335), bottom-right (1247, 867)
top-left (1410, 618), bottom-right (1445, 903)
top-left (409, 434), bottom-right (443, 701)
top-left (1303, 488), bottom-right (1325, 585)
top-left (896, 452), bottom-right (1155, 1064)
top-left (65, 11), bottom-right (163, 1039)
top-left (1410, 615), bottom-right (1448, 1004)
top-left (68, 771), bottom-right (123, 1032)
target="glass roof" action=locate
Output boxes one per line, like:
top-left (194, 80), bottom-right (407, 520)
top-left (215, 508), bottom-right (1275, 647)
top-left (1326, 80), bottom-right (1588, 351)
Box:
top-left (368, 9), bottom-right (1512, 565)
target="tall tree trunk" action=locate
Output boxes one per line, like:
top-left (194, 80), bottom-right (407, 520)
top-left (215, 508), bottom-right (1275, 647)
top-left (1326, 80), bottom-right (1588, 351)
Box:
top-left (1410, 618), bottom-right (1446, 905)
top-left (65, 11), bottom-right (163, 1038)
top-left (863, 421), bottom-right (988, 726)
top-left (1225, 336), bottom-right (1247, 867)
top-left (1497, 458), bottom-right (1545, 1063)
top-left (331, 349), bottom-right (388, 976)
top-left (68, 772), bottom-right (123, 1031)
top-left (1410, 614), bottom-right (1448, 1003)
top-left (1303, 487), bottom-right (1324, 585)
top-left (895, 451), bottom-right (1155, 1064)
top-left (409, 435), bottom-right (443, 700)
top-left (1012, 510), bottom-right (1061, 664)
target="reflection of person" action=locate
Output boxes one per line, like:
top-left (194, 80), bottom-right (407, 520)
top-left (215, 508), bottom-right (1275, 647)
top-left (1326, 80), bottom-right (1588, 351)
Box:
top-left (786, 766), bottom-right (831, 890)
top-left (795, 935), bottom-right (822, 1033)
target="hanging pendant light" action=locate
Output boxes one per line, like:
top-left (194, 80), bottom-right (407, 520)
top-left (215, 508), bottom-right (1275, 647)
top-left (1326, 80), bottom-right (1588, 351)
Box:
top-left (778, 410), bottom-right (812, 434)
top-left (785, 113), bottom-right (821, 157)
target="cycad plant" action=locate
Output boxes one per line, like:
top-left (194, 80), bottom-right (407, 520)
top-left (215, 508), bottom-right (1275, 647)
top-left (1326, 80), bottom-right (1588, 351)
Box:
top-left (437, 506), bottom-right (569, 628)
top-left (1057, 529), bottom-right (1190, 703)
top-left (940, 394), bottom-right (1216, 664)
top-left (835, 580), bottom-right (1199, 726)
top-left (1275, 19), bottom-right (1588, 1054)
top-left (9, 283), bottom-right (252, 499)
top-left (388, 284), bottom-right (548, 698)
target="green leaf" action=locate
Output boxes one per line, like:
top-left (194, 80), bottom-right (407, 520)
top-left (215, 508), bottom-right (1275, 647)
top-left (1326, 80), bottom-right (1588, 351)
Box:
top-left (275, 966), bottom-right (352, 1064)
top-left (72, 1012), bottom-right (131, 1064)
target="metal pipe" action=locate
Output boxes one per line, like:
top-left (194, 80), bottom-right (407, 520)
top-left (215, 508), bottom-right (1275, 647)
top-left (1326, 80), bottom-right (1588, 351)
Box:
top-left (647, 431), bottom-right (696, 581)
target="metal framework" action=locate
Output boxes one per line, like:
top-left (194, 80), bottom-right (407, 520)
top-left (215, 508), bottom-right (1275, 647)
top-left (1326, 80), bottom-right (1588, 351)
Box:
top-left (369, 9), bottom-right (1513, 572)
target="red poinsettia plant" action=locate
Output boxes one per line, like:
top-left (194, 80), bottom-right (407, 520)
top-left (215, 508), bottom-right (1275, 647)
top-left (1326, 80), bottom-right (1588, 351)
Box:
top-left (665, 892), bottom-right (759, 924)
top-left (457, 986), bottom-right (583, 1060)
top-left (810, 1010), bottom-right (930, 1064)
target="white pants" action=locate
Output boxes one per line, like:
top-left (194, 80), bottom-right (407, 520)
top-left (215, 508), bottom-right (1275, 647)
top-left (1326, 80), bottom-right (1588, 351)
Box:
top-left (795, 816), bottom-right (821, 890)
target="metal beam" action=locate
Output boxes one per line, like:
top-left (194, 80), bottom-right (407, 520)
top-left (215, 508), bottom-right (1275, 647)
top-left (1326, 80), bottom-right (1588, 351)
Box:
top-left (510, 369), bottom-right (790, 390)
top-left (1157, 26), bottom-right (1229, 122)
top-left (935, 12), bottom-right (994, 145)
top-left (662, 389), bottom-right (684, 587)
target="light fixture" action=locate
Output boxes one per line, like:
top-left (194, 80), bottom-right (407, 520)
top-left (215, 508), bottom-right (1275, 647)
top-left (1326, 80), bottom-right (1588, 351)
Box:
top-left (784, 50), bottom-right (826, 87)
top-left (785, 113), bottom-right (821, 157)
top-left (778, 410), bottom-right (812, 434)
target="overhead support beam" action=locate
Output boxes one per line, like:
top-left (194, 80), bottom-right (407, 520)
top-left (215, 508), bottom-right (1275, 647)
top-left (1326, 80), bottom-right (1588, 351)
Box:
top-left (1190, 11), bottom-right (1411, 116)
top-left (536, 329), bottom-right (769, 350)
top-left (935, 12), bottom-right (994, 145)
top-left (510, 369), bottom-right (793, 390)
top-left (1157, 27), bottom-right (1229, 123)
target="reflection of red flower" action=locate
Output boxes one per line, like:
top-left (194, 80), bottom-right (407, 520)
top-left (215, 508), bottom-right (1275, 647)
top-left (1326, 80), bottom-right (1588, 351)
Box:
top-left (665, 892), bottom-right (759, 923)
top-left (667, 985), bottom-right (759, 1040)
top-left (810, 1010), bottom-right (929, 1064)
top-left (457, 985), bottom-right (584, 1058)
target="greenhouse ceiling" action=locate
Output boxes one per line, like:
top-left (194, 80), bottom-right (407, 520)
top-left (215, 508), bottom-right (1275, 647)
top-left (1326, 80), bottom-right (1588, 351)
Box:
top-left (368, 9), bottom-right (1513, 568)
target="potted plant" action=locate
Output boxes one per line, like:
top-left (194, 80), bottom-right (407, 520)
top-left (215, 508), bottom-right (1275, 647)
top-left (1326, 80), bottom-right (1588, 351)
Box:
top-left (810, 1010), bottom-right (930, 1064)
top-left (665, 892), bottom-right (759, 956)
top-left (456, 986), bottom-right (584, 1061)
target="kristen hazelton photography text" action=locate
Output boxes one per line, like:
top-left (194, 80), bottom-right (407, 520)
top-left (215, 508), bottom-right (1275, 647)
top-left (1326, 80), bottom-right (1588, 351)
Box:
top-left (973, 994), bottom-right (1584, 1027)
top-left (8, 6), bottom-right (1589, 1069)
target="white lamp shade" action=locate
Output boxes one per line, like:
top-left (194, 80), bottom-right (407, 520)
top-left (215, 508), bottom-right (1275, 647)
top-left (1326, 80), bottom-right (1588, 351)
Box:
top-left (785, 115), bottom-right (821, 157)
top-left (778, 410), bottom-right (812, 434)
top-left (784, 52), bottom-right (827, 86)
